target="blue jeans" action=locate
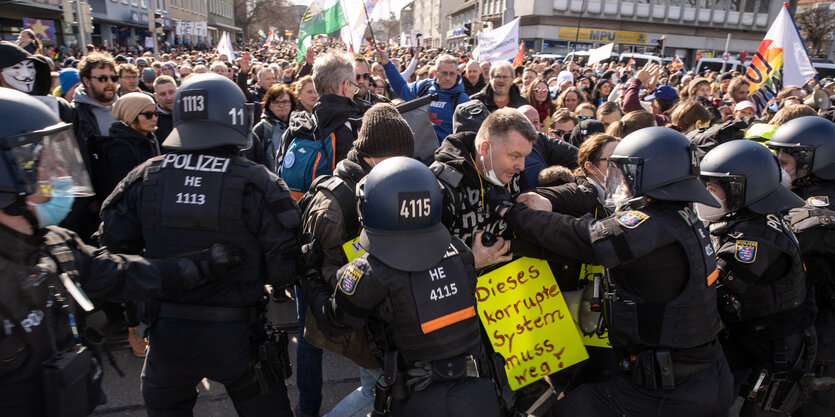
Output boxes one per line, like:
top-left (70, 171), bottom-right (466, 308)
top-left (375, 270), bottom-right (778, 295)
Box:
top-left (325, 367), bottom-right (383, 417)
top-left (295, 285), bottom-right (323, 417)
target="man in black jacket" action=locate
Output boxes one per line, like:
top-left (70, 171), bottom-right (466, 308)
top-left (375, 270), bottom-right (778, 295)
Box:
top-left (353, 57), bottom-right (389, 111)
top-left (463, 60), bottom-right (486, 96)
top-left (281, 52), bottom-right (361, 164)
top-left (471, 61), bottom-right (529, 112)
top-left (153, 75), bottom-right (176, 145)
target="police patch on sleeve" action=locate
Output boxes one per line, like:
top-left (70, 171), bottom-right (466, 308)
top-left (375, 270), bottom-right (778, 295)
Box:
top-left (807, 196), bottom-right (830, 207)
top-left (616, 210), bottom-right (649, 228)
top-left (339, 264), bottom-right (363, 295)
top-left (734, 240), bottom-right (758, 263)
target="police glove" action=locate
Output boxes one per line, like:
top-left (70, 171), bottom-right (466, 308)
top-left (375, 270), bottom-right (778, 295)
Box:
top-left (193, 243), bottom-right (244, 282)
top-left (484, 186), bottom-right (514, 216)
top-left (297, 241), bottom-right (324, 290)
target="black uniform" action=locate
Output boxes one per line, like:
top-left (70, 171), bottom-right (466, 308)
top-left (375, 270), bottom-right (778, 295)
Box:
top-left (99, 151), bottom-right (300, 416)
top-left (307, 237), bottom-right (502, 417)
top-left (709, 213), bottom-right (816, 416)
top-left (0, 223), bottom-right (207, 416)
top-left (789, 180), bottom-right (835, 416)
top-left (502, 201), bottom-right (734, 417)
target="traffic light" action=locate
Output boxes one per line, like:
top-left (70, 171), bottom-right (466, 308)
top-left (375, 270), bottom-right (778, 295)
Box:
top-left (80, 2), bottom-right (93, 33)
top-left (463, 23), bottom-right (472, 37)
top-left (61, 0), bottom-right (75, 26)
top-left (154, 12), bottom-right (164, 34)
top-left (656, 38), bottom-right (664, 53)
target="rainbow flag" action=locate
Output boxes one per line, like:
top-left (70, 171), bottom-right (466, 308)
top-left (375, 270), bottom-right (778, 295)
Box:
top-left (666, 57), bottom-right (683, 73)
top-left (257, 29), bottom-right (267, 38)
top-left (744, 2), bottom-right (816, 112)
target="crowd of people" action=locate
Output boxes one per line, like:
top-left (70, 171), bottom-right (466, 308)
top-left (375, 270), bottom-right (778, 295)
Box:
top-left (4, 28), bottom-right (835, 417)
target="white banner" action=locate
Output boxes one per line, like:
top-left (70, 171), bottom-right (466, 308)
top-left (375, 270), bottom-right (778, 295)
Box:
top-left (411, 29), bottom-right (423, 47)
top-left (475, 18), bottom-right (519, 63)
top-left (588, 43), bottom-right (614, 65)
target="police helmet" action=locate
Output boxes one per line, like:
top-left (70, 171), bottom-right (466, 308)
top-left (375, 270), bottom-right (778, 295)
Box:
top-left (700, 140), bottom-right (803, 214)
top-left (605, 126), bottom-right (720, 207)
top-left (767, 116), bottom-right (835, 181)
top-left (356, 157), bottom-right (450, 271)
top-left (0, 87), bottom-right (93, 208)
top-left (163, 73), bottom-right (250, 150)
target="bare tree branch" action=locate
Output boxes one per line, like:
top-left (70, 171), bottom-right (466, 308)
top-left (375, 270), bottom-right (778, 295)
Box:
top-left (796, 6), bottom-right (835, 55)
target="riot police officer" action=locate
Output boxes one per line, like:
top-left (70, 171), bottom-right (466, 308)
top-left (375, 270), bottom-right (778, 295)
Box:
top-left (0, 88), bottom-right (232, 415)
top-left (699, 139), bottom-right (815, 416)
top-left (302, 157), bottom-right (503, 417)
top-left (767, 116), bottom-right (835, 415)
top-left (98, 73), bottom-right (300, 416)
top-left (492, 127), bottom-right (734, 416)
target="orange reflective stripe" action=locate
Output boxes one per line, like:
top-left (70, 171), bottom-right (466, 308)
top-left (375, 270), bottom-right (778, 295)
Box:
top-left (420, 306), bottom-right (476, 334)
top-left (329, 133), bottom-right (336, 169)
top-left (312, 152), bottom-right (322, 182)
top-left (707, 269), bottom-right (719, 286)
top-left (289, 190), bottom-right (305, 201)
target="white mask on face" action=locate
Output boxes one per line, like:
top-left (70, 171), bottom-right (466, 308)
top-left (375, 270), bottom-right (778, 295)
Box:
top-left (604, 184), bottom-right (631, 212)
top-left (2, 60), bottom-right (36, 93)
top-left (780, 167), bottom-right (794, 189)
top-left (483, 142), bottom-right (503, 186)
top-left (695, 192), bottom-right (728, 222)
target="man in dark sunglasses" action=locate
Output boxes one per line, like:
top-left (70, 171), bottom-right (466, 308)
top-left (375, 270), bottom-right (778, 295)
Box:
top-left (353, 57), bottom-right (389, 109)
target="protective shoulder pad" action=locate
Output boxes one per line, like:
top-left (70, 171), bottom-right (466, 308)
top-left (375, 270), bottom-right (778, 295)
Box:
top-left (589, 210), bottom-right (658, 268)
top-left (101, 156), bottom-right (162, 210)
top-left (246, 162), bottom-right (302, 229)
top-left (430, 161), bottom-right (463, 188)
top-left (788, 206), bottom-right (835, 232)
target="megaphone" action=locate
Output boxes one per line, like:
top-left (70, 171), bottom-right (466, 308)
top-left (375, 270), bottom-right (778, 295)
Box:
top-left (804, 89), bottom-right (830, 110)
top-left (563, 284), bottom-right (603, 336)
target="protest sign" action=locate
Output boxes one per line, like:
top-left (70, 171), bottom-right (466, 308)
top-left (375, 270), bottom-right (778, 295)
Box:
top-left (475, 18), bottom-right (519, 63)
top-left (477, 257), bottom-right (588, 390)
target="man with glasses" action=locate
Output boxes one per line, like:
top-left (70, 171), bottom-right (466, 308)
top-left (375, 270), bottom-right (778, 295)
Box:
top-left (353, 57), bottom-right (389, 110)
top-left (376, 46), bottom-right (469, 143)
top-left (471, 60), bottom-right (529, 113)
top-left (549, 108), bottom-right (579, 141)
top-left (116, 63), bottom-right (140, 96)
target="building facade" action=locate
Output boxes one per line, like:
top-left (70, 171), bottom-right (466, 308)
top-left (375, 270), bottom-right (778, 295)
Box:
top-left (170, 0), bottom-right (208, 46)
top-left (446, 1), bottom-right (479, 50)
top-left (207, 0), bottom-right (238, 43)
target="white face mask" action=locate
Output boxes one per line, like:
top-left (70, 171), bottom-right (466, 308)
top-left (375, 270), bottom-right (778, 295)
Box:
top-left (2, 60), bottom-right (36, 93)
top-left (604, 184), bottom-right (631, 212)
top-left (483, 142), bottom-right (503, 186)
top-left (780, 167), bottom-right (794, 189)
top-left (695, 192), bottom-right (728, 222)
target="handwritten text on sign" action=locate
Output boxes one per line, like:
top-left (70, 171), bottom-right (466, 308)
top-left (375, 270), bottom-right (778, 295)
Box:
top-left (476, 258), bottom-right (588, 390)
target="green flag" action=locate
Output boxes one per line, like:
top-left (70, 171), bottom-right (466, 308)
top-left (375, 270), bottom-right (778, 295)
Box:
top-left (297, 0), bottom-right (347, 61)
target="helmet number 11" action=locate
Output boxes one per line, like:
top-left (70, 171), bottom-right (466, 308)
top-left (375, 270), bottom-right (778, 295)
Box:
top-left (228, 108), bottom-right (244, 125)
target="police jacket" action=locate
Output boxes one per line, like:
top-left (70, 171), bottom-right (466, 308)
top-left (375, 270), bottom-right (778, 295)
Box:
top-left (300, 150), bottom-right (380, 369)
top-left (0, 223), bottom-right (201, 413)
top-left (503, 201), bottom-right (724, 364)
top-left (788, 180), bottom-right (835, 310)
top-left (383, 61), bottom-right (470, 143)
top-left (308, 237), bottom-right (482, 364)
top-left (99, 149), bottom-right (301, 308)
top-left (470, 83), bottom-right (529, 113)
top-left (709, 212), bottom-right (814, 339)
top-left (431, 131), bottom-right (525, 248)
top-left (105, 121), bottom-right (161, 197)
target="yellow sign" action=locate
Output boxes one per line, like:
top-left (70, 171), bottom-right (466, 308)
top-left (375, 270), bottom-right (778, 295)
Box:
top-left (578, 324), bottom-right (611, 349)
top-left (341, 237), bottom-right (365, 262)
top-left (476, 258), bottom-right (588, 390)
top-left (558, 27), bottom-right (647, 45)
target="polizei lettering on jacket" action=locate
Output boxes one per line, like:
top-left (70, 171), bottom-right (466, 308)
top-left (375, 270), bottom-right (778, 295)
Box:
top-left (161, 154), bottom-right (230, 173)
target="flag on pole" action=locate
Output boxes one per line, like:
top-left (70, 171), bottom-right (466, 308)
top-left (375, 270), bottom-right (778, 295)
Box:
top-left (475, 18), bottom-right (520, 63)
top-left (744, 2), bottom-right (817, 112)
top-left (512, 43), bottom-right (524, 67)
top-left (216, 32), bottom-right (235, 62)
top-left (340, 0), bottom-right (376, 53)
top-left (285, 30), bottom-right (293, 37)
top-left (263, 29), bottom-right (274, 48)
top-left (257, 29), bottom-right (267, 39)
top-left (627, 58), bottom-right (635, 68)
top-left (297, 0), bottom-right (348, 61)
top-left (666, 57), bottom-right (683, 73)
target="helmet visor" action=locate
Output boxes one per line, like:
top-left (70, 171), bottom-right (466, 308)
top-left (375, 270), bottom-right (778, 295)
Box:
top-left (767, 143), bottom-right (815, 178)
top-left (699, 175), bottom-right (745, 213)
top-left (604, 159), bottom-right (639, 210)
top-left (3, 123), bottom-right (94, 199)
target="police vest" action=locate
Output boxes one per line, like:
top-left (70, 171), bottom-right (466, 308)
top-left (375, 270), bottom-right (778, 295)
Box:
top-left (139, 153), bottom-right (266, 284)
top-left (600, 207), bottom-right (720, 349)
top-left (363, 238), bottom-right (482, 363)
top-left (715, 216), bottom-right (806, 323)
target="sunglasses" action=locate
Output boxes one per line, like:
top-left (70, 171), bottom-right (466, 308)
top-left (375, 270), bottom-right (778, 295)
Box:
top-left (137, 111), bottom-right (159, 119)
top-left (550, 129), bottom-right (567, 138)
top-left (91, 74), bottom-right (119, 83)
top-left (578, 115), bottom-right (594, 121)
top-left (356, 72), bottom-right (371, 80)
top-left (534, 87), bottom-right (549, 93)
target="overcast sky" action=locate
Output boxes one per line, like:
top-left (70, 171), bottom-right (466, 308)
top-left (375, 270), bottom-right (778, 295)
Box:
top-left (291, 0), bottom-right (411, 19)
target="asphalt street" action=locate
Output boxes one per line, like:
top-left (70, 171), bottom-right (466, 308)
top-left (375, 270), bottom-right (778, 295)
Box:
top-left (90, 296), bottom-right (361, 416)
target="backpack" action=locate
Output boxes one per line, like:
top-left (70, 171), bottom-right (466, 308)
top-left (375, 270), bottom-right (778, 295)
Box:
top-left (262, 120), bottom-right (284, 172)
top-left (278, 131), bottom-right (337, 200)
top-left (86, 135), bottom-right (139, 203)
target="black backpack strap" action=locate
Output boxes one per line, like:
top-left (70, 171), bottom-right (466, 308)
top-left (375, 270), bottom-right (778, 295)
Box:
top-left (418, 81), bottom-right (432, 97)
top-left (319, 176), bottom-right (360, 237)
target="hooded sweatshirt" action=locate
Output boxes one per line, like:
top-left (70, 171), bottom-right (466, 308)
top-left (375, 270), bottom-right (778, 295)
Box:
top-left (431, 131), bottom-right (524, 247)
top-left (73, 85), bottom-right (116, 137)
top-left (383, 61), bottom-right (469, 143)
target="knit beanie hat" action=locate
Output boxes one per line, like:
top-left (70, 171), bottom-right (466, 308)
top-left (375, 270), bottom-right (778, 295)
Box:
top-left (688, 77), bottom-right (710, 96)
top-left (141, 67), bottom-right (157, 83)
top-left (353, 103), bottom-right (414, 158)
top-left (59, 68), bottom-right (80, 93)
top-left (112, 92), bottom-right (155, 123)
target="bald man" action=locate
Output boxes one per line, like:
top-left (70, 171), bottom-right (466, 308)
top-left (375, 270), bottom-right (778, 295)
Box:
top-left (463, 60), bottom-right (486, 96)
top-left (516, 105), bottom-right (579, 187)
top-left (518, 104), bottom-right (543, 133)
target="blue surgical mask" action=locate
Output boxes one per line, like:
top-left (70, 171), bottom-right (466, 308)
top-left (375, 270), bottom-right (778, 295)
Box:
top-left (27, 176), bottom-right (75, 228)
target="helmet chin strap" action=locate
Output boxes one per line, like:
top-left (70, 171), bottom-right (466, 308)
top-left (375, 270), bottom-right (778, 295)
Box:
top-left (2, 197), bottom-right (40, 231)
